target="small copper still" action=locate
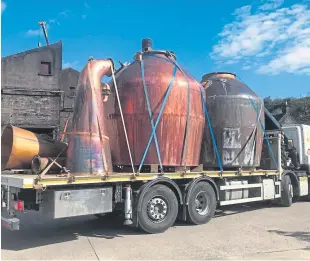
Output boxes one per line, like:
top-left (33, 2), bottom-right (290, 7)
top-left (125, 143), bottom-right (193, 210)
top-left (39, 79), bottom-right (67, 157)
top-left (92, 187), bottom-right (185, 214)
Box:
top-left (65, 58), bottom-right (113, 175)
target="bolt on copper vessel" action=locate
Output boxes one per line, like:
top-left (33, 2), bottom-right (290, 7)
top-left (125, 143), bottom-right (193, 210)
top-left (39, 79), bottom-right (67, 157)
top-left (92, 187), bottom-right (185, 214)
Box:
top-left (105, 39), bottom-right (205, 167)
top-left (65, 58), bottom-right (113, 175)
top-left (1, 125), bottom-right (67, 170)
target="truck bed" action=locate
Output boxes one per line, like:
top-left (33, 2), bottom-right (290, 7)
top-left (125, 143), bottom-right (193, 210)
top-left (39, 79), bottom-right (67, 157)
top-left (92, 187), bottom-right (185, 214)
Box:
top-left (1, 169), bottom-right (280, 189)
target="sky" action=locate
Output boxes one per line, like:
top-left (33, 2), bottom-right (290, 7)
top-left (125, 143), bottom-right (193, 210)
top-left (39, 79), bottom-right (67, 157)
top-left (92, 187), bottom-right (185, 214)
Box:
top-left (1, 0), bottom-right (310, 98)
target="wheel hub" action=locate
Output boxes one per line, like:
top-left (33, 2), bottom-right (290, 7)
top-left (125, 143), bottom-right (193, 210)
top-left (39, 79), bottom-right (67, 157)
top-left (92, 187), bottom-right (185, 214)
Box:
top-left (195, 191), bottom-right (209, 216)
top-left (147, 197), bottom-right (168, 222)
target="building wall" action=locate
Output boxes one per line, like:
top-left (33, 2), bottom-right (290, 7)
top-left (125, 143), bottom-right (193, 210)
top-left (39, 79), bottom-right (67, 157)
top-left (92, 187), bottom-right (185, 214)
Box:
top-left (1, 41), bottom-right (62, 134)
top-left (59, 67), bottom-right (80, 135)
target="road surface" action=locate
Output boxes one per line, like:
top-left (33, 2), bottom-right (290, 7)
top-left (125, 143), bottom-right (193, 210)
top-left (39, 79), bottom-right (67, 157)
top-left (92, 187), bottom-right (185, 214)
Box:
top-left (2, 201), bottom-right (310, 260)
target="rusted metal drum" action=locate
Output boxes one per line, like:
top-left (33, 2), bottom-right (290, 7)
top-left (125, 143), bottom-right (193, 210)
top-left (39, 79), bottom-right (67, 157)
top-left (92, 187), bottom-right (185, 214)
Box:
top-left (200, 72), bottom-right (265, 169)
top-left (1, 125), bottom-right (67, 170)
top-left (105, 39), bottom-right (205, 167)
top-left (65, 59), bottom-right (113, 175)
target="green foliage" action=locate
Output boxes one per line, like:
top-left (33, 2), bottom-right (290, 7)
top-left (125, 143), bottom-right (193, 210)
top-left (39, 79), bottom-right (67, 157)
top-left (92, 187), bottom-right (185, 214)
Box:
top-left (264, 96), bottom-right (310, 125)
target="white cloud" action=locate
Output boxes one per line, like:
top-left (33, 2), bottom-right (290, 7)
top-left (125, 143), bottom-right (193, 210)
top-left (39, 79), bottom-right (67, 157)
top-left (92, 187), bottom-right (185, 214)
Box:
top-left (233, 5), bottom-right (252, 18)
top-left (49, 18), bottom-right (60, 26)
top-left (26, 23), bottom-right (50, 37)
top-left (211, 1), bottom-right (310, 75)
top-left (59, 10), bottom-right (70, 18)
top-left (1, 1), bottom-right (6, 13)
top-left (82, 14), bottom-right (87, 20)
top-left (259, 0), bottom-right (284, 11)
top-left (63, 61), bottom-right (79, 69)
top-left (26, 29), bottom-right (41, 36)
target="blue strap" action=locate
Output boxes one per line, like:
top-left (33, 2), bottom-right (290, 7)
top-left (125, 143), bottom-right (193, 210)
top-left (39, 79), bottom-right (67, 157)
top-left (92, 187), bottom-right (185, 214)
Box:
top-left (138, 64), bottom-right (178, 172)
top-left (199, 87), bottom-right (223, 170)
top-left (206, 77), bottom-right (278, 169)
top-left (244, 94), bottom-right (278, 169)
top-left (140, 58), bottom-right (163, 171)
top-left (145, 53), bottom-right (192, 167)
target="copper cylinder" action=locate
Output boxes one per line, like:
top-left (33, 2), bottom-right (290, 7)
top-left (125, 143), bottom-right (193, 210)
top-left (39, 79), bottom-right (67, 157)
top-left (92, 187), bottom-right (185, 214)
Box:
top-left (31, 155), bottom-right (66, 174)
top-left (105, 42), bottom-right (205, 167)
top-left (1, 125), bottom-right (68, 170)
top-left (65, 59), bottom-right (113, 175)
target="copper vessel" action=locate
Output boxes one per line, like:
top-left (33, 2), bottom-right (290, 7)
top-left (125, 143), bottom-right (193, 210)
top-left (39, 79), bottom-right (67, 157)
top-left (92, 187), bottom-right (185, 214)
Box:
top-left (65, 58), bottom-right (113, 175)
top-left (1, 125), bottom-right (67, 170)
top-left (105, 39), bottom-right (205, 167)
top-left (200, 72), bottom-right (264, 169)
top-left (31, 155), bottom-right (66, 174)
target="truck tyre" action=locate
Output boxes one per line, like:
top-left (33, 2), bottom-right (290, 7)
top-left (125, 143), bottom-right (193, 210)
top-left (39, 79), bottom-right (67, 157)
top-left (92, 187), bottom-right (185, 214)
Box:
top-left (280, 175), bottom-right (293, 207)
top-left (137, 184), bottom-right (178, 234)
top-left (186, 181), bottom-right (217, 225)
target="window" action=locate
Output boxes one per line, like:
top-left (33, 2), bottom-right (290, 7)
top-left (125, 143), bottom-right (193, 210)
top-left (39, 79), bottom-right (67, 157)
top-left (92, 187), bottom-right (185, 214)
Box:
top-left (69, 86), bottom-right (76, 97)
top-left (39, 61), bottom-right (52, 76)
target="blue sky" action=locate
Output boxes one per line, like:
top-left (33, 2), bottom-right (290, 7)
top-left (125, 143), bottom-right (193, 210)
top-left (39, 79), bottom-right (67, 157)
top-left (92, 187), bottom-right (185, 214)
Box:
top-left (1, 0), bottom-right (309, 98)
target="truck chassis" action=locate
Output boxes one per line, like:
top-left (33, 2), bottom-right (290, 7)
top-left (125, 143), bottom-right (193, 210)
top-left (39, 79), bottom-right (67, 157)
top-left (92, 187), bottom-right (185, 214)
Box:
top-left (2, 131), bottom-right (310, 234)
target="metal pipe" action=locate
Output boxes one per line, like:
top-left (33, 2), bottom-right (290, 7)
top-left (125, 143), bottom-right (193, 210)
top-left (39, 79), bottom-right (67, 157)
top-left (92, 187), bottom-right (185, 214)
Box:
top-left (1, 125), bottom-right (68, 170)
top-left (31, 155), bottom-right (66, 174)
top-left (278, 132), bottom-right (282, 174)
top-left (111, 63), bottom-right (136, 174)
top-left (6, 186), bottom-right (10, 212)
top-left (38, 21), bottom-right (49, 45)
top-left (142, 38), bottom-right (153, 52)
top-left (123, 185), bottom-right (133, 225)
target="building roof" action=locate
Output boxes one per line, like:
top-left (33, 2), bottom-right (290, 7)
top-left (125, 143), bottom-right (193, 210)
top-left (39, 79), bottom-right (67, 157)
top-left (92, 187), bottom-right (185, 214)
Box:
top-left (61, 67), bottom-right (79, 74)
top-left (2, 41), bottom-right (62, 60)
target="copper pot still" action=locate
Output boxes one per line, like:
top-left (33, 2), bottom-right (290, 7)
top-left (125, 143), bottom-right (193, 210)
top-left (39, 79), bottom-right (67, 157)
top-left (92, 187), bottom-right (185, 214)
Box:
top-left (1, 125), bottom-right (68, 170)
top-left (65, 58), bottom-right (113, 175)
top-left (105, 39), bottom-right (205, 167)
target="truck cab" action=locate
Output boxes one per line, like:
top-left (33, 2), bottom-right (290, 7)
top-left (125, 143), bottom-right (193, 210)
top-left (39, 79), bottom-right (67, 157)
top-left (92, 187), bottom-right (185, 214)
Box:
top-left (282, 124), bottom-right (310, 174)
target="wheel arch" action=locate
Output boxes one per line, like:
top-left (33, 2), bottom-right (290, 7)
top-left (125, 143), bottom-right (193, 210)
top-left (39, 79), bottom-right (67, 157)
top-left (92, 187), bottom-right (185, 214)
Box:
top-left (282, 171), bottom-right (300, 197)
top-left (136, 177), bottom-right (183, 212)
top-left (185, 176), bottom-right (220, 205)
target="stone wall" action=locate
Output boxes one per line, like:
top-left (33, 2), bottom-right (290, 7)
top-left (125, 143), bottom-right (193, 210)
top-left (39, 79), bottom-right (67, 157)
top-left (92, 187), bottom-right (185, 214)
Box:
top-left (1, 41), bottom-right (62, 134)
top-left (59, 68), bottom-right (79, 137)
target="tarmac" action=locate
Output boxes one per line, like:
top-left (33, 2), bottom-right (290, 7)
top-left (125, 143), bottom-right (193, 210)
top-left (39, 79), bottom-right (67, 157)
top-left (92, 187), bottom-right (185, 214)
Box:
top-left (1, 201), bottom-right (310, 260)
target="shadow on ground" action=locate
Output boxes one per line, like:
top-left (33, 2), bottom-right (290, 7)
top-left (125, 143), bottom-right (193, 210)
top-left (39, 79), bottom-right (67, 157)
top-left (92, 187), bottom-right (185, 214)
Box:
top-left (268, 230), bottom-right (310, 244)
top-left (0, 201), bottom-right (286, 251)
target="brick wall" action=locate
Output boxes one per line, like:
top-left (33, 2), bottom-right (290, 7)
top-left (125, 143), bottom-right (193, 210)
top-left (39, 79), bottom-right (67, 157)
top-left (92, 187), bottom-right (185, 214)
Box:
top-left (1, 41), bottom-right (62, 131)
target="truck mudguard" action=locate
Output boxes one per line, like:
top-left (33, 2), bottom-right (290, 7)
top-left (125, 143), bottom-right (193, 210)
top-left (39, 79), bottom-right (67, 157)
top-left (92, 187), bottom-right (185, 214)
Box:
top-left (185, 176), bottom-right (220, 203)
top-left (136, 177), bottom-right (183, 212)
top-left (281, 170), bottom-right (300, 197)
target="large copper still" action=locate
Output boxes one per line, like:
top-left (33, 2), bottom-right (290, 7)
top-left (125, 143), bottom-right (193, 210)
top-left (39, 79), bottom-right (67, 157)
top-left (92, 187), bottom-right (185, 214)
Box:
top-left (65, 58), bottom-right (113, 175)
top-left (105, 39), bottom-right (205, 167)
top-left (1, 125), bottom-right (67, 170)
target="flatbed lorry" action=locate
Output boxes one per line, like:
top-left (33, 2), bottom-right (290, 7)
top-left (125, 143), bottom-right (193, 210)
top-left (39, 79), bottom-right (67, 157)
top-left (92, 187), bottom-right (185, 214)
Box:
top-left (1, 45), bottom-right (309, 234)
top-left (1, 125), bottom-right (310, 234)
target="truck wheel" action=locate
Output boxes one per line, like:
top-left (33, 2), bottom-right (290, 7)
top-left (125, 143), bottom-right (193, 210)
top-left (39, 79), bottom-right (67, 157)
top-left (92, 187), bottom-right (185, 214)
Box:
top-left (280, 175), bottom-right (293, 207)
top-left (186, 181), bottom-right (217, 225)
top-left (137, 184), bottom-right (178, 234)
